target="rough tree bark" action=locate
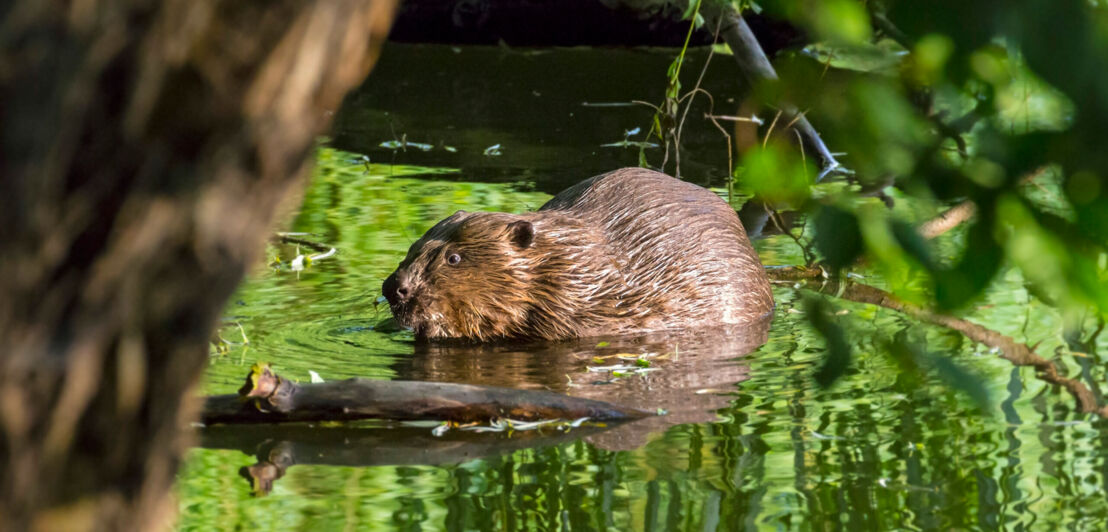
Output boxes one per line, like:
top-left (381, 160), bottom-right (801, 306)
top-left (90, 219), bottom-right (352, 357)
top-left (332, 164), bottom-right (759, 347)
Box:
top-left (0, 1), bottom-right (396, 530)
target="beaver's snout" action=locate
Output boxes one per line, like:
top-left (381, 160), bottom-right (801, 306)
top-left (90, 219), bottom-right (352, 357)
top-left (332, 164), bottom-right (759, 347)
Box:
top-left (382, 271), bottom-right (414, 306)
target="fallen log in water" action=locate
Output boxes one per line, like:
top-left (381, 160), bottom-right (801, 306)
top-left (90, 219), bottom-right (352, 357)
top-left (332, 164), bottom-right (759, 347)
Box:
top-left (201, 364), bottom-right (655, 425)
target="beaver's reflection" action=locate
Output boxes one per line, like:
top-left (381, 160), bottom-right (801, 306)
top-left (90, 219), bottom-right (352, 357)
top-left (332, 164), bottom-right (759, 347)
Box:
top-left (198, 317), bottom-right (770, 494)
top-left (393, 315), bottom-right (772, 450)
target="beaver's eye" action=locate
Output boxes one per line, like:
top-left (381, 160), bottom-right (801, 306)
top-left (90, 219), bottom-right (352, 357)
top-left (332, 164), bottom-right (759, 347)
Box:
top-left (446, 253), bottom-right (462, 265)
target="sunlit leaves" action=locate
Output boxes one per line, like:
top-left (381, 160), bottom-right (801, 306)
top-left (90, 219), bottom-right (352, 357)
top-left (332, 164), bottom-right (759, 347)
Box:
top-left (810, 0), bottom-right (872, 44)
top-left (736, 142), bottom-right (815, 206)
top-left (764, 0), bottom-right (872, 44)
top-left (997, 194), bottom-right (1108, 318)
top-left (904, 34), bottom-right (954, 87)
top-left (805, 76), bottom-right (932, 180)
top-left (751, 1), bottom-right (1103, 319)
top-left (802, 41), bottom-right (906, 75)
top-left (848, 82), bottom-right (931, 177)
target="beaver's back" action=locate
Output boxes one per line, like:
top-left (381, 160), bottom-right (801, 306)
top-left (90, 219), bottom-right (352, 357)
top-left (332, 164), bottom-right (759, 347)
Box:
top-left (540, 167), bottom-right (773, 327)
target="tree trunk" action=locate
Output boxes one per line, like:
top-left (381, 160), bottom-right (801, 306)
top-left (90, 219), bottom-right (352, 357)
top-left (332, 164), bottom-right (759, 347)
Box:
top-left (0, 1), bottom-right (396, 529)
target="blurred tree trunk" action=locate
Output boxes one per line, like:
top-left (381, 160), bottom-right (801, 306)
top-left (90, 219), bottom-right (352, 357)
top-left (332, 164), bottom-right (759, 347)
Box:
top-left (0, 1), bottom-right (396, 529)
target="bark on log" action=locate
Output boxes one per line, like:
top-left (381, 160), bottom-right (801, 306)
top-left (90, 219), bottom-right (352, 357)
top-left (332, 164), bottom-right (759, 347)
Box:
top-left (202, 365), bottom-right (654, 425)
top-left (0, 1), bottom-right (396, 529)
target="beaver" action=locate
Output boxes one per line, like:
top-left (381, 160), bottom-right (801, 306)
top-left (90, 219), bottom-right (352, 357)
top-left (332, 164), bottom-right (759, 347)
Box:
top-left (381, 167), bottom-right (774, 341)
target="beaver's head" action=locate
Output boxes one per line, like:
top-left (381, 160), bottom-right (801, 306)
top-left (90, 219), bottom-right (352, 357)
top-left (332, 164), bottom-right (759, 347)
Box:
top-left (382, 211), bottom-right (539, 341)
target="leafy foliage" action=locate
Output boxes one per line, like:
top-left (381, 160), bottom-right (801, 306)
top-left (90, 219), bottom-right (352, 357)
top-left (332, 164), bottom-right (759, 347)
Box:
top-left (722, 0), bottom-right (1108, 386)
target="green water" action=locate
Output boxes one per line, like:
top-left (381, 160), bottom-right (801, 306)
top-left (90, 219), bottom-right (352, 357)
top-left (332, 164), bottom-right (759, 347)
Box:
top-left (177, 45), bottom-right (1108, 531)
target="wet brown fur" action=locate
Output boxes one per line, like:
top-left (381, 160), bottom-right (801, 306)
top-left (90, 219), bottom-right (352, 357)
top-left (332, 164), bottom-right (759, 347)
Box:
top-left (382, 168), bottom-right (774, 341)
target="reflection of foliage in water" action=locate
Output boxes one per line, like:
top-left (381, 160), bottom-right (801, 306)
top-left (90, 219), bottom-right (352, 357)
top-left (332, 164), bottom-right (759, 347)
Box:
top-left (181, 146), bottom-right (1108, 529)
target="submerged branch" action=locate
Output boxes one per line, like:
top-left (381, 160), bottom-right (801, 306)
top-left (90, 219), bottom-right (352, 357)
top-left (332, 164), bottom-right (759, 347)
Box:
top-left (201, 364), bottom-right (655, 425)
top-left (767, 266), bottom-right (1108, 418)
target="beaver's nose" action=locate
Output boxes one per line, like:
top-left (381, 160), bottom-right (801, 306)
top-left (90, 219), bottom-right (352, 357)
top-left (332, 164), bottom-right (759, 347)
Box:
top-left (382, 272), bottom-right (412, 304)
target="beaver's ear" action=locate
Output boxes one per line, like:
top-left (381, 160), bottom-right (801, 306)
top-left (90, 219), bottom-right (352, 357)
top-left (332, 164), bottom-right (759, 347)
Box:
top-left (507, 221), bottom-right (534, 248)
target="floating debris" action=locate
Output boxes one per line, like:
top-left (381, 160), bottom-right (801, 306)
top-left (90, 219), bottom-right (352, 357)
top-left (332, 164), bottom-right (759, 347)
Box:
top-left (601, 140), bottom-right (659, 149)
top-left (586, 352), bottom-right (662, 379)
top-left (431, 417), bottom-right (594, 436)
top-left (483, 144), bottom-right (502, 156)
top-left (290, 254), bottom-right (306, 272)
top-left (601, 127), bottom-right (658, 149)
top-left (581, 101), bottom-right (636, 107)
top-left (380, 139), bottom-right (434, 151)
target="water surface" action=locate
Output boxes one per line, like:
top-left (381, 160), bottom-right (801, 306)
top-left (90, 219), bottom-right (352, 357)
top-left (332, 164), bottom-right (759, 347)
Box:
top-left (178, 44), bottom-right (1108, 531)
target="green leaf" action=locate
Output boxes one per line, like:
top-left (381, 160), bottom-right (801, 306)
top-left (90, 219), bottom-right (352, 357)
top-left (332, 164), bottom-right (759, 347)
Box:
top-left (814, 204), bottom-right (863, 272)
top-left (890, 219), bottom-right (937, 271)
top-left (736, 143), bottom-right (814, 207)
top-left (934, 219), bottom-right (1002, 310)
top-left (812, 0), bottom-right (873, 44)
